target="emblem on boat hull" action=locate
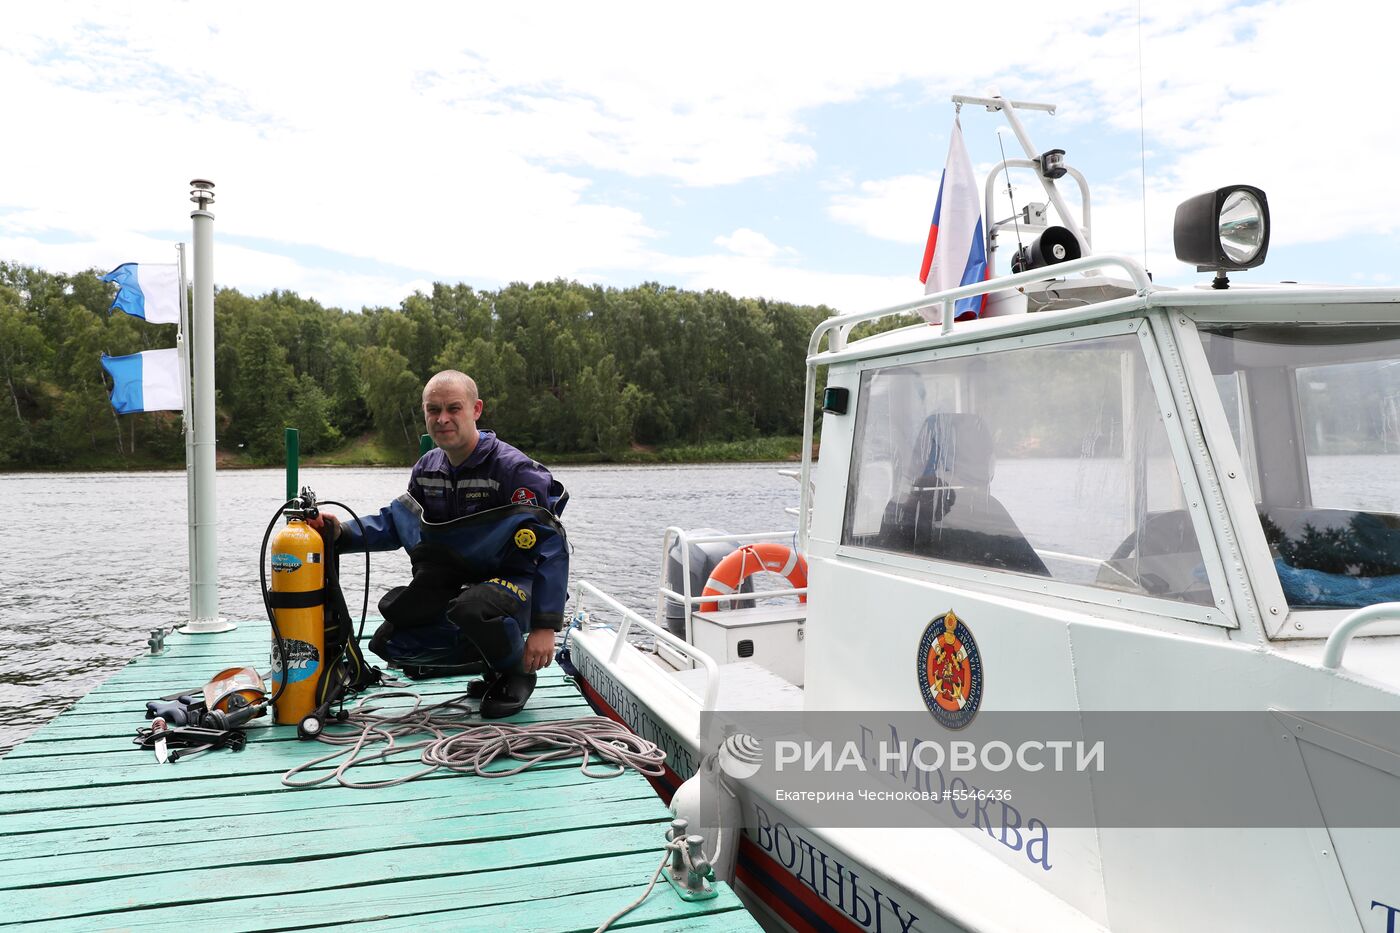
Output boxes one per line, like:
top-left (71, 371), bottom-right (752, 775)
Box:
top-left (917, 610), bottom-right (983, 729)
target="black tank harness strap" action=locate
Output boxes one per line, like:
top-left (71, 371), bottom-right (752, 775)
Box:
top-left (266, 589), bottom-right (327, 609)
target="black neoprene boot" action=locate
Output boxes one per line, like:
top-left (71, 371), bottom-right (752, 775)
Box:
top-left (479, 670), bottom-right (536, 719)
top-left (467, 670), bottom-right (503, 699)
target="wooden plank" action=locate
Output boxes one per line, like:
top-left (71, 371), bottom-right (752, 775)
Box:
top-left (6, 687), bottom-right (587, 744)
top-left (0, 779), bottom-right (655, 860)
top-left (0, 704), bottom-right (612, 782)
top-left (0, 794), bottom-right (667, 890)
top-left (0, 821), bottom-right (672, 925)
top-left (11, 850), bottom-right (754, 932)
top-left (302, 879), bottom-right (753, 933)
top-left (2, 691), bottom-right (592, 759)
top-left (0, 764), bottom-right (603, 835)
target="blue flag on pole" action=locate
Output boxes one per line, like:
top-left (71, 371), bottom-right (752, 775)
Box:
top-left (100, 349), bottom-right (183, 414)
top-left (99, 263), bottom-right (181, 324)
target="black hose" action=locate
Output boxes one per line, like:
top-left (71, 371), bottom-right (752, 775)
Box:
top-left (318, 499), bottom-right (369, 640)
top-left (259, 498), bottom-right (298, 707)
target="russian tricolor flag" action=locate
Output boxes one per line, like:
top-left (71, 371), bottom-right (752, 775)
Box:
top-left (99, 262), bottom-right (181, 324)
top-left (919, 119), bottom-right (988, 322)
top-left (100, 349), bottom-right (183, 414)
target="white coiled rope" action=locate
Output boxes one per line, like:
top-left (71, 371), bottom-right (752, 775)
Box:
top-left (281, 690), bottom-right (667, 789)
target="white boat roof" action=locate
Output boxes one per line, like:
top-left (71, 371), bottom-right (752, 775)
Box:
top-left (815, 273), bottom-right (1400, 367)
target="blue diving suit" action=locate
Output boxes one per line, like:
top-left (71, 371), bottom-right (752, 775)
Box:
top-left (338, 431), bottom-right (569, 674)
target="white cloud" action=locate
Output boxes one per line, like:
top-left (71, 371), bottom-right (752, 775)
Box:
top-left (652, 251), bottom-right (914, 314)
top-left (714, 228), bottom-right (795, 261)
top-left (828, 175), bottom-right (937, 244)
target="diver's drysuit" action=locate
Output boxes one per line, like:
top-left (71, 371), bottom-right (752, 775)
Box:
top-left (337, 433), bottom-right (569, 676)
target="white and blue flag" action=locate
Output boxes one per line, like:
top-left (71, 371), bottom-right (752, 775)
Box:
top-left (99, 262), bottom-right (181, 324)
top-left (100, 349), bottom-right (183, 414)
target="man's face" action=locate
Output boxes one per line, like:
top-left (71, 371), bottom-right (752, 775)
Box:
top-left (422, 380), bottom-right (483, 462)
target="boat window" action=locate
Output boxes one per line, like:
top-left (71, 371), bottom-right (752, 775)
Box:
top-left (842, 332), bottom-right (1212, 606)
top-left (1199, 324), bottom-right (1400, 610)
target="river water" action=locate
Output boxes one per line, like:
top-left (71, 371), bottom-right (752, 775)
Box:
top-left (0, 463), bottom-right (801, 755)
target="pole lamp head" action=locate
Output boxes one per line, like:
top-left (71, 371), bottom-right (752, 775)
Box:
top-left (1173, 185), bottom-right (1269, 287)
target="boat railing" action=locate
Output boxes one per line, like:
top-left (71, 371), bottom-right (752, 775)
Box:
top-left (1322, 601), bottom-right (1400, 670)
top-left (775, 467), bottom-right (811, 518)
top-left (655, 526), bottom-right (808, 648)
top-left (572, 579), bottom-right (723, 712)
top-left (796, 252), bottom-right (1153, 553)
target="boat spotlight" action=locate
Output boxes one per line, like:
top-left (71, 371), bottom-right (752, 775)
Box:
top-left (1011, 225), bottom-right (1083, 273)
top-left (1173, 185), bottom-right (1270, 287)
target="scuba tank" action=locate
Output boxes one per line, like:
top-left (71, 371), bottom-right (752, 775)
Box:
top-left (261, 487), bottom-right (381, 737)
top-left (268, 501), bottom-right (326, 724)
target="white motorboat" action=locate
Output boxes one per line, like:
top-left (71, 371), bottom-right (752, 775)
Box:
top-left (562, 95), bottom-right (1400, 932)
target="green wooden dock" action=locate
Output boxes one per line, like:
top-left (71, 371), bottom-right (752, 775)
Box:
top-left (0, 624), bottom-right (758, 932)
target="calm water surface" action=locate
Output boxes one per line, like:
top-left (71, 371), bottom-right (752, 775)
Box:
top-left (0, 463), bottom-right (800, 754)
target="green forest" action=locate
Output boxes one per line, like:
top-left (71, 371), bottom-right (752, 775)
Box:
top-left (0, 261), bottom-right (835, 470)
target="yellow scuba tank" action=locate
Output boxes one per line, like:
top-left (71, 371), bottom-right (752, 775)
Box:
top-left (269, 516), bottom-right (325, 724)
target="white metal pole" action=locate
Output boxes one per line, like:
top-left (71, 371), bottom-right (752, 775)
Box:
top-left (176, 242), bottom-right (197, 626)
top-left (185, 179), bottom-right (233, 632)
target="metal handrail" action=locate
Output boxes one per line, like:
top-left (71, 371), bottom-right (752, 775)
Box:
top-left (1322, 602), bottom-right (1400, 669)
top-left (658, 586), bottom-right (809, 604)
top-left (574, 579), bottom-right (723, 711)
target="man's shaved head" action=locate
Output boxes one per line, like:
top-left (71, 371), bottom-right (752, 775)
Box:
top-left (422, 370), bottom-right (483, 465)
top-left (424, 370), bottom-right (478, 403)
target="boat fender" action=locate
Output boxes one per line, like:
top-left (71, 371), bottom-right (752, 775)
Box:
top-left (669, 733), bottom-right (757, 883)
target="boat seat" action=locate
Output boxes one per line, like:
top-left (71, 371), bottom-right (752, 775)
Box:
top-left (878, 412), bottom-right (1049, 576)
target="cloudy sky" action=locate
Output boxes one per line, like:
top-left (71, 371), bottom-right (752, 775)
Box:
top-left (1, 1), bottom-right (1392, 314)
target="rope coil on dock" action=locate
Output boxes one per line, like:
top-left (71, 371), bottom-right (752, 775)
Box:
top-left (281, 690), bottom-right (667, 789)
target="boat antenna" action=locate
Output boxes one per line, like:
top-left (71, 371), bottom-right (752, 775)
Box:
top-left (1137, 0), bottom-right (1150, 272)
top-left (996, 128), bottom-right (1026, 270)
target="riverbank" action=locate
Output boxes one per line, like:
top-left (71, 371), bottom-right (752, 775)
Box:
top-left (4, 434), bottom-right (810, 472)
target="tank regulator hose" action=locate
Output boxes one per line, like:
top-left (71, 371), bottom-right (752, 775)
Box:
top-left (317, 499), bottom-right (370, 641)
top-left (259, 497), bottom-right (297, 707)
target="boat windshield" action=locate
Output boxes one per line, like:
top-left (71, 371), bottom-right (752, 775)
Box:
top-left (1199, 324), bottom-right (1400, 610)
top-left (842, 330), bottom-right (1214, 607)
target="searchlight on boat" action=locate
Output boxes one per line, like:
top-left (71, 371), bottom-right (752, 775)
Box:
top-left (1173, 184), bottom-right (1271, 288)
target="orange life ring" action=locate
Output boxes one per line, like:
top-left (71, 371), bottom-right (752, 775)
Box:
top-left (699, 543), bottom-right (808, 612)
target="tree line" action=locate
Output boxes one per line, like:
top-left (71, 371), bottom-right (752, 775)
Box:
top-left (0, 261), bottom-right (834, 468)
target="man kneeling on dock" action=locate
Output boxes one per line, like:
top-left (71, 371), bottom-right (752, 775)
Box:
top-left (315, 370), bottom-right (569, 719)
